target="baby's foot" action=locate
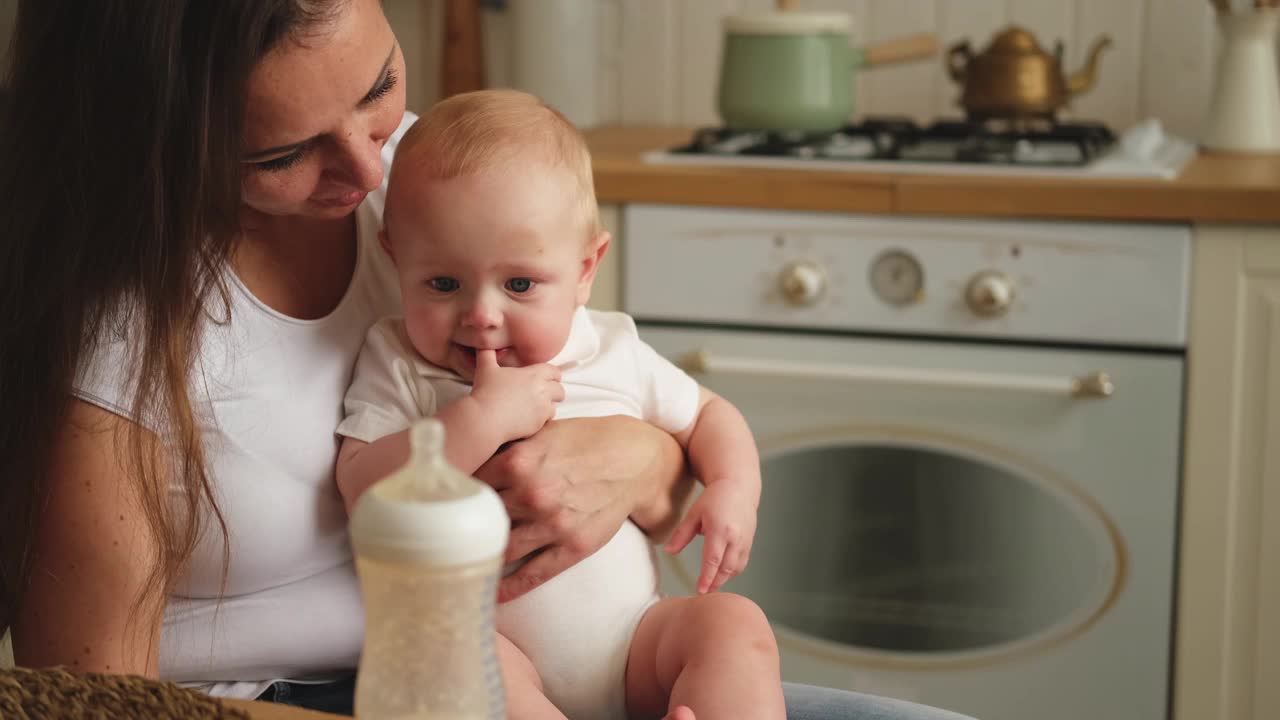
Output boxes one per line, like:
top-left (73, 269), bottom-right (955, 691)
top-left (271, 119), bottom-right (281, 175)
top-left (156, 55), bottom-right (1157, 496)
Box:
top-left (664, 706), bottom-right (696, 720)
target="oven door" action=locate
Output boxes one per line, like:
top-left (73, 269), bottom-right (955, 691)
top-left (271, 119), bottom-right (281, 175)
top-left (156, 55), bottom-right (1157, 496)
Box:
top-left (638, 323), bottom-right (1182, 720)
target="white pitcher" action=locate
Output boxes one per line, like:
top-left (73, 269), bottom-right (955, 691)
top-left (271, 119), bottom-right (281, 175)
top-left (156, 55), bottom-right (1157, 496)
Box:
top-left (1203, 6), bottom-right (1280, 153)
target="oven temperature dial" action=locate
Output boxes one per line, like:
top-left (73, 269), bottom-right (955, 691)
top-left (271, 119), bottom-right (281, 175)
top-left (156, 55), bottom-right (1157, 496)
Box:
top-left (778, 262), bottom-right (827, 306)
top-left (965, 270), bottom-right (1016, 317)
top-left (870, 250), bottom-right (925, 306)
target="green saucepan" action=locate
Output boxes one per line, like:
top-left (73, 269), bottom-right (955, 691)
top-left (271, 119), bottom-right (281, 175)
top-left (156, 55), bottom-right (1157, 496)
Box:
top-left (718, 12), bottom-right (939, 134)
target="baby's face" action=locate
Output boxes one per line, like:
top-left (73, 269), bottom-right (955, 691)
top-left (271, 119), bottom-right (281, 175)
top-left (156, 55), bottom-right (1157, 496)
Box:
top-left (384, 164), bottom-right (595, 381)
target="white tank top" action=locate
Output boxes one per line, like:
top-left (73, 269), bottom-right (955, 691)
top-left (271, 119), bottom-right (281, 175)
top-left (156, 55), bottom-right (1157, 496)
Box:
top-left (72, 114), bottom-right (414, 699)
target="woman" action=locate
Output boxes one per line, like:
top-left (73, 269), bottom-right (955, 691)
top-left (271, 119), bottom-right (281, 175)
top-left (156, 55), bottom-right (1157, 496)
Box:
top-left (0, 2), bottom-right (971, 718)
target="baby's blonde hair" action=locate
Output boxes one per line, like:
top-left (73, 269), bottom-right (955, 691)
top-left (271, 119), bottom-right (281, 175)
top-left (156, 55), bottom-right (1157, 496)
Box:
top-left (387, 89), bottom-right (600, 241)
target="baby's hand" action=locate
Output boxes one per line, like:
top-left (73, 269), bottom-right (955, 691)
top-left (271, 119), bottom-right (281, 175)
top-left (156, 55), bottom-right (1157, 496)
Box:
top-left (470, 349), bottom-right (563, 441)
top-left (663, 481), bottom-right (758, 594)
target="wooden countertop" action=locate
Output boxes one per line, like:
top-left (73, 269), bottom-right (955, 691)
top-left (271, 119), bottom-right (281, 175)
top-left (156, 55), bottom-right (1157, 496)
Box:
top-left (585, 126), bottom-right (1280, 224)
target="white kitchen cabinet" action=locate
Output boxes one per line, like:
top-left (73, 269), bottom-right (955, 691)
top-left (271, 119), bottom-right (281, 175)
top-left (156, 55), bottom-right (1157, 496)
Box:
top-left (1177, 225), bottom-right (1280, 720)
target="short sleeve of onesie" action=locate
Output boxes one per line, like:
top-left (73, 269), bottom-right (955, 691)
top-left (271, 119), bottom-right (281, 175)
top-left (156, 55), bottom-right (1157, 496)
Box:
top-left (335, 318), bottom-right (438, 443)
top-left (624, 319), bottom-right (702, 435)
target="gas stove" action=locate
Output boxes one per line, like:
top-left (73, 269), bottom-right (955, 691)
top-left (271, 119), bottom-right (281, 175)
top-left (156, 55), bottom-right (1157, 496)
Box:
top-left (644, 117), bottom-right (1195, 179)
top-left (675, 117), bottom-right (1116, 166)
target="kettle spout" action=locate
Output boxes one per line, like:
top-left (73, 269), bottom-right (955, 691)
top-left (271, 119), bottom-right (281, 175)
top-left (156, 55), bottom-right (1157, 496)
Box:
top-left (1066, 34), bottom-right (1112, 96)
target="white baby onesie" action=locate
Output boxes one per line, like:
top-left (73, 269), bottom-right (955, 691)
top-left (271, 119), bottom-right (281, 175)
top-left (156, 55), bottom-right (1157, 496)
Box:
top-left (337, 306), bottom-right (701, 720)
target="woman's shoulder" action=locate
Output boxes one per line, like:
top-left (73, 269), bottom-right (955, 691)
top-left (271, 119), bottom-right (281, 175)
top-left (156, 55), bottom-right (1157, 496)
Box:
top-left (72, 306), bottom-right (147, 423)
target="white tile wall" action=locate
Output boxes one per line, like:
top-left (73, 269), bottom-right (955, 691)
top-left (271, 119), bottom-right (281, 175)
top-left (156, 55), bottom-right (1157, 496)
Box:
top-left (0, 3), bottom-right (1225, 144)
top-left (395, 0), bottom-right (1225, 141)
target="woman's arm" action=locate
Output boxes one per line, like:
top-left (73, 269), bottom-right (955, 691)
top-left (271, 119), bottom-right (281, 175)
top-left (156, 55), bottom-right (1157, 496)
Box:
top-left (475, 415), bottom-right (690, 602)
top-left (11, 400), bottom-right (163, 676)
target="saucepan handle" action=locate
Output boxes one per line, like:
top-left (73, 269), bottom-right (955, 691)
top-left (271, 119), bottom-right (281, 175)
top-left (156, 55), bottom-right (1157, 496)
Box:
top-left (858, 33), bottom-right (941, 68)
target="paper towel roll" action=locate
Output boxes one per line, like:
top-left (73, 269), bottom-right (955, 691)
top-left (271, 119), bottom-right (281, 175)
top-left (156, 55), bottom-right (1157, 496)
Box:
top-left (508, 0), bottom-right (598, 128)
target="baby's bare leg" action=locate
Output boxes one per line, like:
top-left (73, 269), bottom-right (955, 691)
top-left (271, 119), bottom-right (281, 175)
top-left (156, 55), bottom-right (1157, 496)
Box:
top-left (497, 632), bottom-right (567, 720)
top-left (625, 594), bottom-right (786, 720)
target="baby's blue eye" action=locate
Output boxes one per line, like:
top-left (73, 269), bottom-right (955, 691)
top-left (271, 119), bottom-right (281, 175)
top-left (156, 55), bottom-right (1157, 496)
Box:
top-left (506, 278), bottom-right (534, 294)
top-left (428, 277), bottom-right (459, 292)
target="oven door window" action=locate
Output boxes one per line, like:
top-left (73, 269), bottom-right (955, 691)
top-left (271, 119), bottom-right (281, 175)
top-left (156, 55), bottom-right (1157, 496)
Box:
top-left (665, 440), bottom-right (1121, 664)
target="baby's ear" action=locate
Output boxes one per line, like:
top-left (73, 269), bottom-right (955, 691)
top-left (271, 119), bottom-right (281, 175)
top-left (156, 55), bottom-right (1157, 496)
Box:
top-left (576, 231), bottom-right (611, 305)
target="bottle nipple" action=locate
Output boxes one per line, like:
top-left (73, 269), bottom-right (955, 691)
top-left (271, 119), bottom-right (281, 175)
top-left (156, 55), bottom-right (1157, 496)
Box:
top-left (376, 418), bottom-right (476, 503)
top-left (349, 415), bottom-right (510, 567)
top-left (410, 417), bottom-right (445, 464)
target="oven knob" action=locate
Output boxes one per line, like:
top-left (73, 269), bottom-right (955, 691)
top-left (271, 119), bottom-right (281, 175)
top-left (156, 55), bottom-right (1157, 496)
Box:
top-left (965, 270), bottom-right (1016, 317)
top-left (778, 262), bottom-right (827, 306)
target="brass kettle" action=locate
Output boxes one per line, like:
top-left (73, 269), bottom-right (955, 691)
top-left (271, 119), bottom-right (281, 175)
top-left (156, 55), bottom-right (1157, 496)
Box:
top-left (947, 26), bottom-right (1111, 122)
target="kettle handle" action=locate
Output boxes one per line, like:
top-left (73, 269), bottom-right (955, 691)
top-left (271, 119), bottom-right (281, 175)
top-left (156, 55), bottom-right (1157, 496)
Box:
top-left (947, 40), bottom-right (973, 83)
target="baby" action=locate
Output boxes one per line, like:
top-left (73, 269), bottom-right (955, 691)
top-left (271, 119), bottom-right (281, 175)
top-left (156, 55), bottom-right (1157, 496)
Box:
top-left (334, 89), bottom-right (785, 720)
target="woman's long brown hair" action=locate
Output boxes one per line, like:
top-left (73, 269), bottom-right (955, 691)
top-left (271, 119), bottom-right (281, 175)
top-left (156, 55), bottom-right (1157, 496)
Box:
top-left (0, 0), bottom-right (340, 640)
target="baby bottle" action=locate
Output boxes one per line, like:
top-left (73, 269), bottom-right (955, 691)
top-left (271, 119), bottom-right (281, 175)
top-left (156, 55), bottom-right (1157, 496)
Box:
top-left (349, 418), bottom-right (509, 720)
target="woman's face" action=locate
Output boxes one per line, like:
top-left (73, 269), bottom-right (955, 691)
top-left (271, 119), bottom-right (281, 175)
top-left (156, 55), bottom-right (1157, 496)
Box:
top-left (240, 0), bottom-right (406, 221)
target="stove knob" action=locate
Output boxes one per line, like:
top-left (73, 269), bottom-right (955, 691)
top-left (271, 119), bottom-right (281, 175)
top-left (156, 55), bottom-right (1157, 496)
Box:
top-left (965, 270), bottom-right (1016, 317)
top-left (778, 262), bottom-right (827, 306)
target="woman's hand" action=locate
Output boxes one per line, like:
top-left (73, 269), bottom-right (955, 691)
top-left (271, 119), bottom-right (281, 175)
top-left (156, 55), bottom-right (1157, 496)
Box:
top-left (474, 415), bottom-right (688, 602)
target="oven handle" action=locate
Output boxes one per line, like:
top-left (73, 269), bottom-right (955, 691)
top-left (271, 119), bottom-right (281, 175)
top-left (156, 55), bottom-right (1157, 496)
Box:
top-left (680, 350), bottom-right (1114, 399)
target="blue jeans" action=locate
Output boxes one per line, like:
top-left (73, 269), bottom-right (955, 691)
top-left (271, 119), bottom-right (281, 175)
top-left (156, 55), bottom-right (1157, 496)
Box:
top-left (782, 683), bottom-right (975, 720)
top-left (257, 677), bottom-right (977, 719)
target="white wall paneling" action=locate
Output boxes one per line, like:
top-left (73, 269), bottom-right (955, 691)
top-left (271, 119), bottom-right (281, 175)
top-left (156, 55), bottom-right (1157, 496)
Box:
top-left (1006, 0), bottom-right (1075, 56)
top-left (0, 2), bottom-right (1226, 139)
top-left (483, 7), bottom-right (513, 91)
top-left (862, 0), bottom-right (940, 121)
top-left (935, 0), bottom-right (1008, 117)
top-left (618, 0), bottom-right (680, 124)
top-left (595, 0), bottom-right (624, 125)
top-left (1069, 0), bottom-right (1146, 129)
top-left (1142, 0), bottom-right (1218, 142)
top-left (677, 0), bottom-right (740, 127)
top-left (388, 0), bottom-right (1224, 140)
top-left (388, 0), bottom-right (437, 115)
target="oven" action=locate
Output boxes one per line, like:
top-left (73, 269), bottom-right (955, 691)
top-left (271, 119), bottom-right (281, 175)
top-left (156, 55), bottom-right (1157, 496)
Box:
top-left (623, 204), bottom-right (1189, 720)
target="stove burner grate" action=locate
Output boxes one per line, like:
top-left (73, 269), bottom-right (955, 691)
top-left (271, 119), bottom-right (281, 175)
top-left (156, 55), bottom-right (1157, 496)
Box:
top-left (674, 117), bottom-right (1116, 167)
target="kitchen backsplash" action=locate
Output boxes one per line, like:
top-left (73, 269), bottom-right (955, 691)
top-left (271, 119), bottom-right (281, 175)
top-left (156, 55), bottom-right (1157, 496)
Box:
top-left (393, 0), bottom-right (1222, 141)
top-left (0, 1), bottom-right (1221, 142)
